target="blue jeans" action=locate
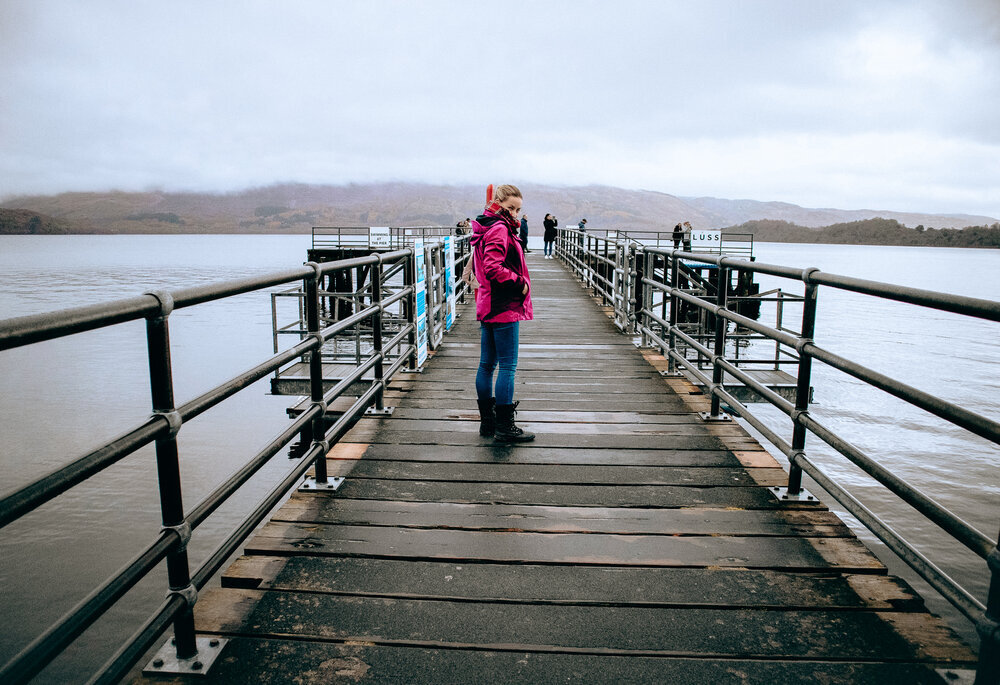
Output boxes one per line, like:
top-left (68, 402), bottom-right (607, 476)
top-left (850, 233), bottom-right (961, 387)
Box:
top-left (476, 321), bottom-right (519, 405)
top-left (544, 240), bottom-right (554, 256)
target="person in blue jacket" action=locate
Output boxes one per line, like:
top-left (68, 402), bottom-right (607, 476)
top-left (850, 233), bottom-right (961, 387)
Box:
top-left (519, 214), bottom-right (530, 252)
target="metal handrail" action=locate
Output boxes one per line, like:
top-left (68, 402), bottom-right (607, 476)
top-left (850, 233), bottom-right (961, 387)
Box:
top-left (554, 230), bottom-right (1000, 680)
top-left (0, 245), bottom-right (450, 684)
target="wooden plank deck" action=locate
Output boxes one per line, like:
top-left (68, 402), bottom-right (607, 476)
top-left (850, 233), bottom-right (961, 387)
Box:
top-left (134, 254), bottom-right (976, 684)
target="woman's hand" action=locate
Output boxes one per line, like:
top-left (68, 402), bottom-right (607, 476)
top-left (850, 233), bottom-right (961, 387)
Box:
top-left (522, 284), bottom-right (528, 295)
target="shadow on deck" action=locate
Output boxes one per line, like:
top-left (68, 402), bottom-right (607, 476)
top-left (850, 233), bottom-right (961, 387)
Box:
top-left (134, 253), bottom-right (976, 684)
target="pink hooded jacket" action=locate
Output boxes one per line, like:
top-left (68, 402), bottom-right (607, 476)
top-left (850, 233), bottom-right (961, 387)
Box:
top-left (471, 210), bottom-right (533, 323)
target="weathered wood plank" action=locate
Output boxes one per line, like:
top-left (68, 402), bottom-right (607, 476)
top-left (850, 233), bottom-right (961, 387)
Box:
top-left (190, 588), bottom-right (971, 662)
top-left (389, 379), bottom-right (679, 394)
top-left (345, 417), bottom-right (750, 436)
top-left (382, 395), bottom-right (690, 411)
top-left (329, 443), bottom-right (746, 466)
top-left (340, 428), bottom-right (755, 450)
top-left (324, 477), bottom-right (802, 508)
top-left (386, 407), bottom-right (701, 422)
top-left (333, 459), bottom-right (787, 486)
top-left (272, 497), bottom-right (850, 536)
top-left (132, 636), bottom-right (964, 685)
top-left (244, 522), bottom-right (883, 571)
top-left (221, 555), bottom-right (918, 609)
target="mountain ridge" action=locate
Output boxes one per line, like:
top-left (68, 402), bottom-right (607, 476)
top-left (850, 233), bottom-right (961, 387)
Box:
top-left (0, 182), bottom-right (993, 235)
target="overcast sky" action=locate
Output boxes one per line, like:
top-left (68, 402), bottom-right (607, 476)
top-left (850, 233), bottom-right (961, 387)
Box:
top-left (2, 0), bottom-right (998, 218)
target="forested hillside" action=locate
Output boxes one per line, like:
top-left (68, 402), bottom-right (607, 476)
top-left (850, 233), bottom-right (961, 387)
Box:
top-left (730, 218), bottom-right (1000, 248)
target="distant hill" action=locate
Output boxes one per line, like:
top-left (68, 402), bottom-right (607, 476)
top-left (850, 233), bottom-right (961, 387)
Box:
top-left (679, 196), bottom-right (993, 231)
top-left (733, 218), bottom-right (1000, 248)
top-left (0, 182), bottom-right (994, 236)
top-left (0, 208), bottom-right (72, 234)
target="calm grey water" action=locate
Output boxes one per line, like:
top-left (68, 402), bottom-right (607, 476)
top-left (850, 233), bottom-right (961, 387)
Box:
top-left (0, 234), bottom-right (997, 681)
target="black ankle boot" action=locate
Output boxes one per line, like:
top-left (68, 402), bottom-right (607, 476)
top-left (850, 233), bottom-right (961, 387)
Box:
top-left (477, 398), bottom-right (496, 437)
top-left (494, 401), bottom-right (535, 442)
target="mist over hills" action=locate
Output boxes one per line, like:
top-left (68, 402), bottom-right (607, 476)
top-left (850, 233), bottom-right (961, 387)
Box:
top-left (0, 182), bottom-right (994, 236)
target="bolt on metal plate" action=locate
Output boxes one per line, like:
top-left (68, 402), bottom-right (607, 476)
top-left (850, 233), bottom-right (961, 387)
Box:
top-left (770, 486), bottom-right (818, 503)
top-left (934, 668), bottom-right (975, 684)
top-left (298, 476), bottom-right (344, 492)
top-left (698, 411), bottom-right (732, 422)
top-left (365, 406), bottom-right (395, 416)
top-left (143, 636), bottom-right (228, 676)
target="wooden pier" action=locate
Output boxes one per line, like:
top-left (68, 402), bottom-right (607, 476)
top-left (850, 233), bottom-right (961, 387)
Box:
top-left (134, 254), bottom-right (976, 683)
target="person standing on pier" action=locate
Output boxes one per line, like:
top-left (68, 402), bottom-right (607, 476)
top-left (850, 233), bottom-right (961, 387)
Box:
top-left (519, 214), bottom-right (530, 252)
top-left (672, 222), bottom-right (684, 250)
top-left (543, 213), bottom-right (558, 258)
top-left (471, 184), bottom-right (535, 443)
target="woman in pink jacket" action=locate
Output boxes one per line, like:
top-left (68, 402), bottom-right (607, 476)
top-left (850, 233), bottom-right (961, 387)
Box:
top-left (470, 184), bottom-right (534, 442)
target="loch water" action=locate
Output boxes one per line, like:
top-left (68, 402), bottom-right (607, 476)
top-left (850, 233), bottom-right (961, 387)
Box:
top-left (0, 234), bottom-right (997, 682)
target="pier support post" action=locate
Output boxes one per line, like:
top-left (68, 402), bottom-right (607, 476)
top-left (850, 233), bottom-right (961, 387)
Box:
top-left (304, 264), bottom-right (331, 486)
top-left (639, 249), bottom-right (653, 349)
top-left (977, 545), bottom-right (1000, 684)
top-left (626, 242), bottom-right (638, 335)
top-left (144, 293), bottom-right (200, 665)
top-left (372, 257), bottom-right (386, 411)
top-left (667, 253), bottom-right (681, 372)
top-left (787, 275), bottom-right (819, 495)
top-left (708, 263), bottom-right (731, 420)
top-left (404, 251), bottom-right (418, 372)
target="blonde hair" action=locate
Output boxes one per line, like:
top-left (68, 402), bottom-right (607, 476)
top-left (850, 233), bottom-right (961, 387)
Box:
top-left (493, 184), bottom-right (522, 203)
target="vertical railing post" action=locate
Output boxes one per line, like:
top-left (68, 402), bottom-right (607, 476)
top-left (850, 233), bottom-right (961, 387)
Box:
top-left (708, 262), bottom-right (730, 419)
top-left (640, 248), bottom-right (654, 348)
top-left (627, 242), bottom-right (638, 335)
top-left (371, 257), bottom-right (386, 411)
top-left (354, 265), bottom-right (364, 365)
top-left (775, 290), bottom-right (784, 370)
top-left (589, 235), bottom-right (597, 295)
top-left (613, 242), bottom-right (622, 326)
top-left (977, 543), bottom-right (1000, 683)
top-left (144, 291), bottom-right (197, 661)
top-left (458, 237), bottom-right (468, 304)
top-left (787, 270), bottom-right (819, 494)
top-left (668, 252), bottom-right (680, 373)
top-left (304, 263), bottom-right (329, 486)
top-left (405, 249), bottom-right (417, 371)
top-left (602, 239), bottom-right (610, 305)
top-left (659, 255), bottom-right (669, 352)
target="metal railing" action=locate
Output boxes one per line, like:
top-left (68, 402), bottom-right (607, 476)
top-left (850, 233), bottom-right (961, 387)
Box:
top-left (275, 232), bottom-right (472, 365)
top-left (554, 229), bottom-right (1000, 680)
top-left (311, 225), bottom-right (460, 250)
top-left (0, 246), bottom-right (450, 683)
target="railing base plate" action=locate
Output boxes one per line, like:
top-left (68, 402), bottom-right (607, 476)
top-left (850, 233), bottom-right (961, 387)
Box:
top-left (698, 411), bottom-right (732, 422)
top-left (934, 668), bottom-right (974, 684)
top-left (365, 406), bottom-right (395, 416)
top-left (143, 636), bottom-right (228, 676)
top-left (299, 476), bottom-right (344, 492)
top-left (770, 486), bottom-right (818, 503)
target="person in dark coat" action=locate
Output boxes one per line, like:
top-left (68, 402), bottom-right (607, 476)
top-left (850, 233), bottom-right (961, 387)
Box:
top-left (519, 215), bottom-right (530, 252)
top-left (543, 213), bottom-right (558, 259)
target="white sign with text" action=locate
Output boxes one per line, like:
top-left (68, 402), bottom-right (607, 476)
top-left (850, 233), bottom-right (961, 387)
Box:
top-left (368, 226), bottom-right (391, 249)
top-left (690, 229), bottom-right (722, 250)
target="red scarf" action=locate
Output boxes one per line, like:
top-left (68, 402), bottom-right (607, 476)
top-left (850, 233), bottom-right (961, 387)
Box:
top-left (484, 201), bottom-right (520, 231)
